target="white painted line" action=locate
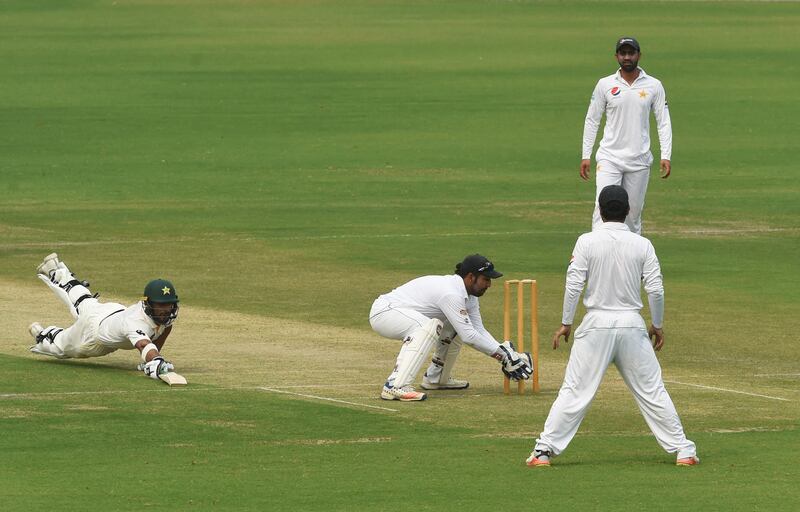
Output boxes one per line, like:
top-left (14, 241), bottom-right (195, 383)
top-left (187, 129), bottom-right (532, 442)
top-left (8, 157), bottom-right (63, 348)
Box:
top-left (262, 383), bottom-right (377, 389)
top-left (664, 380), bottom-right (791, 402)
top-left (257, 386), bottom-right (398, 412)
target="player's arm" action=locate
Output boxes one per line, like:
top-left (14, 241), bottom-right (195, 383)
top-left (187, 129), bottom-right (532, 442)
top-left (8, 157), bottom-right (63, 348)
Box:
top-left (442, 298), bottom-right (532, 381)
top-left (642, 241), bottom-right (665, 350)
top-left (439, 297), bottom-right (499, 356)
top-left (153, 326), bottom-right (172, 352)
top-left (134, 338), bottom-right (175, 379)
top-left (581, 81), bottom-right (606, 180)
top-left (554, 237), bottom-right (588, 349)
top-left (652, 81), bottom-right (672, 178)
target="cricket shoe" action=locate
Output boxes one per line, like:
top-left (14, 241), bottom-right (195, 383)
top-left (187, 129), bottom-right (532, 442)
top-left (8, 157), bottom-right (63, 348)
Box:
top-left (36, 253), bottom-right (60, 278)
top-left (526, 449), bottom-right (553, 467)
top-left (676, 455), bottom-right (700, 466)
top-left (381, 385), bottom-right (427, 401)
top-left (421, 375), bottom-right (469, 390)
top-left (28, 322), bottom-right (44, 342)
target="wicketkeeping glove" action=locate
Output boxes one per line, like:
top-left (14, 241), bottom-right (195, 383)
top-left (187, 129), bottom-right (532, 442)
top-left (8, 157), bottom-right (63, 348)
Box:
top-left (497, 341), bottom-right (533, 381)
top-left (139, 356), bottom-right (175, 380)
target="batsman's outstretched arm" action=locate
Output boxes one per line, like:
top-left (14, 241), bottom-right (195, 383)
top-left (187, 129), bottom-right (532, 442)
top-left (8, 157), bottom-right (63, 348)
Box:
top-left (134, 338), bottom-right (175, 379)
top-left (153, 326), bottom-right (172, 352)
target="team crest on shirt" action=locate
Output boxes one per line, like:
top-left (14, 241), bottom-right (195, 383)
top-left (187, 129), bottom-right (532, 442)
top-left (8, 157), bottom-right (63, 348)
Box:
top-left (610, 87), bottom-right (621, 96)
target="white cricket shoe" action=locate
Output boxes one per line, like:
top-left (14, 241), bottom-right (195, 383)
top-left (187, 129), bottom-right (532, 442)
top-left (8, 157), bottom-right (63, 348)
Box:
top-left (36, 253), bottom-right (59, 277)
top-left (421, 375), bottom-right (469, 390)
top-left (381, 385), bottom-right (427, 401)
top-left (28, 322), bottom-right (44, 341)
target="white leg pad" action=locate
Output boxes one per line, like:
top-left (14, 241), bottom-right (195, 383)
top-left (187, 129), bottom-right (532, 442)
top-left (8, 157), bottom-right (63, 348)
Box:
top-left (392, 318), bottom-right (443, 388)
top-left (38, 274), bottom-right (79, 319)
top-left (436, 338), bottom-right (462, 385)
top-left (29, 326), bottom-right (67, 358)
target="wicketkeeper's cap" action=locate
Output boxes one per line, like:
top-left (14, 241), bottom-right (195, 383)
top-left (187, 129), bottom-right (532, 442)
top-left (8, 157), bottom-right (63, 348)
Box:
top-left (598, 185), bottom-right (630, 216)
top-left (615, 37), bottom-right (640, 52)
top-left (456, 254), bottom-right (503, 279)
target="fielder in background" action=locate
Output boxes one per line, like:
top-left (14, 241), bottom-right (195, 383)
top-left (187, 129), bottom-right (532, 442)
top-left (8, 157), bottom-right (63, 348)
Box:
top-left (581, 36), bottom-right (672, 234)
top-left (526, 186), bottom-right (698, 467)
top-left (370, 254), bottom-right (533, 402)
top-left (29, 253), bottom-right (181, 382)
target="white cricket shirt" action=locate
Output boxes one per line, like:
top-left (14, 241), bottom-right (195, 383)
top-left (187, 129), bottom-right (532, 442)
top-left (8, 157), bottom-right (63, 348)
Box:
top-left (378, 274), bottom-right (501, 355)
top-left (582, 67), bottom-right (672, 167)
top-left (96, 302), bottom-right (166, 350)
top-left (561, 222), bottom-right (664, 328)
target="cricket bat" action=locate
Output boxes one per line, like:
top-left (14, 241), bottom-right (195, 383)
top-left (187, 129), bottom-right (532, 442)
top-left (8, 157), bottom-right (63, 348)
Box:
top-left (159, 371), bottom-right (188, 386)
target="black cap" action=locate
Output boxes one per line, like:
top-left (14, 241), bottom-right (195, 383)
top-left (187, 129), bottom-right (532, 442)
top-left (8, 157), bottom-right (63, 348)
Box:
top-left (615, 37), bottom-right (640, 52)
top-left (598, 185), bottom-right (629, 217)
top-left (456, 254), bottom-right (503, 279)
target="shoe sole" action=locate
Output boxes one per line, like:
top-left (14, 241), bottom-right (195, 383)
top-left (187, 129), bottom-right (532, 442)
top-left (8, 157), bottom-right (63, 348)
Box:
top-left (28, 322), bottom-right (44, 340)
top-left (380, 392), bottom-right (427, 402)
top-left (526, 459), bottom-right (551, 467)
top-left (37, 253), bottom-right (59, 276)
top-left (676, 458), bottom-right (699, 466)
top-left (420, 383), bottom-right (469, 390)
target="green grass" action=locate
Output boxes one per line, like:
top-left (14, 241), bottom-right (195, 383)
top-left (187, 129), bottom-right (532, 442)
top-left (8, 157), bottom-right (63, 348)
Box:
top-left (1, 1), bottom-right (799, 510)
top-left (1, 356), bottom-right (797, 512)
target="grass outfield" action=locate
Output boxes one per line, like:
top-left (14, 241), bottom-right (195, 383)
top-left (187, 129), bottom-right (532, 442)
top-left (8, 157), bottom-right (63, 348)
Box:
top-left (1, 0), bottom-right (799, 510)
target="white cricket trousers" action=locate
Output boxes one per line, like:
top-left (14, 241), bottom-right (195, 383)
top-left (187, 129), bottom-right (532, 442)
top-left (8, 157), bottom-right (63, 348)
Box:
top-left (31, 299), bottom-right (123, 359)
top-left (369, 298), bottom-right (448, 387)
top-left (535, 316), bottom-right (696, 459)
top-left (592, 159), bottom-right (650, 234)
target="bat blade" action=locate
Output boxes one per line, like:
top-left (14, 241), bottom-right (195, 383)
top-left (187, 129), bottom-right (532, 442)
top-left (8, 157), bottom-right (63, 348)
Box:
top-left (159, 371), bottom-right (187, 386)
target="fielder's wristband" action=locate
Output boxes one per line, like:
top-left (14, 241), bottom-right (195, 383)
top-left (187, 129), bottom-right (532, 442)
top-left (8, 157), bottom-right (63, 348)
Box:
top-left (140, 343), bottom-right (158, 362)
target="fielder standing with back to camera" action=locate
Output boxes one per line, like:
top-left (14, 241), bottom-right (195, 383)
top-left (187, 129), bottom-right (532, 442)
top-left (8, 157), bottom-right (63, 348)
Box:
top-left (526, 185), bottom-right (698, 467)
top-left (581, 37), bottom-right (672, 234)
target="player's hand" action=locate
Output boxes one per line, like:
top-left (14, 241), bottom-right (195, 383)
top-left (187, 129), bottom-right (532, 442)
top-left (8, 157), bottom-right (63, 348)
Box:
top-left (648, 325), bottom-right (664, 351)
top-left (660, 159), bottom-right (671, 178)
top-left (580, 159), bottom-right (592, 181)
top-left (140, 356), bottom-right (174, 379)
top-left (496, 341), bottom-right (533, 381)
top-left (552, 324), bottom-right (571, 349)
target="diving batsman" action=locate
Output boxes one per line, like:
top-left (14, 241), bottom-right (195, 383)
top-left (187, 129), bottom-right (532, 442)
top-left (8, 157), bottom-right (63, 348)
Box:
top-left (28, 253), bottom-right (184, 383)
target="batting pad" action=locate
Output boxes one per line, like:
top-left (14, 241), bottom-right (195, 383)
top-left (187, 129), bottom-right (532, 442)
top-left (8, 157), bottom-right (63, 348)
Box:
top-left (37, 274), bottom-right (79, 319)
top-left (393, 318), bottom-right (443, 388)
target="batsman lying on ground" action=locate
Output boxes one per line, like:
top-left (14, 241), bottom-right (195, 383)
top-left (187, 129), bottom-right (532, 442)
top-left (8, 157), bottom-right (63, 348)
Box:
top-left (369, 254), bottom-right (533, 401)
top-left (28, 253), bottom-right (184, 384)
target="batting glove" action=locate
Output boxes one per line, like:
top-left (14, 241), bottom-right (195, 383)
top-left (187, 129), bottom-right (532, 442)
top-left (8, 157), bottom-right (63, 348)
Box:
top-left (140, 356), bottom-right (174, 380)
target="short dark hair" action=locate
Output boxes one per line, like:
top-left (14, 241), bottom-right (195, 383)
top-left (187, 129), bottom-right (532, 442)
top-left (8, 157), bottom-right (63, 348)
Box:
top-left (598, 185), bottom-right (630, 223)
top-left (600, 204), bottom-right (629, 223)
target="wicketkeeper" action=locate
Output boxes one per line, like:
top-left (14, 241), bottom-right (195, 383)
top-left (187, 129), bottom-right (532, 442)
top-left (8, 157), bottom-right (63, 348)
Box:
top-left (29, 253), bottom-right (180, 380)
top-left (370, 254), bottom-right (533, 401)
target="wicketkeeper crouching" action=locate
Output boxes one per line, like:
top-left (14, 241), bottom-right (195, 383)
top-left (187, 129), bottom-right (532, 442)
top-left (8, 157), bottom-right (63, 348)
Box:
top-left (29, 253), bottom-right (180, 381)
top-left (370, 254), bottom-right (533, 401)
